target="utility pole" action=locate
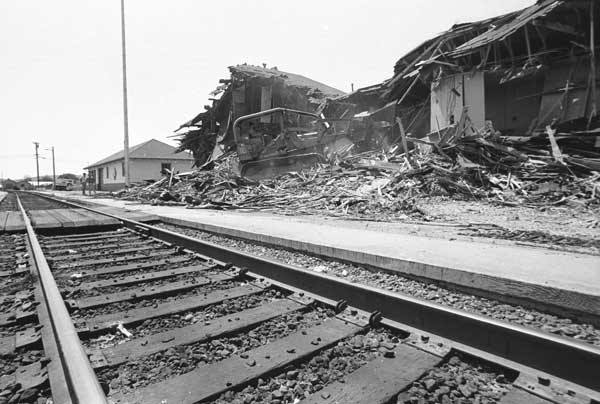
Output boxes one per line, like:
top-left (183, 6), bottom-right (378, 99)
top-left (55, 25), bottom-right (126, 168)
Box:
top-left (121, 0), bottom-right (130, 187)
top-left (50, 147), bottom-right (56, 190)
top-left (33, 142), bottom-right (40, 188)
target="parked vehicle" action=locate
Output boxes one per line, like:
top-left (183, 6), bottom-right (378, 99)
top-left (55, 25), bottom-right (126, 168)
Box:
top-left (55, 178), bottom-right (75, 191)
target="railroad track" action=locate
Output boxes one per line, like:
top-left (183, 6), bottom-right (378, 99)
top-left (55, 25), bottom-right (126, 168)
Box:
top-left (0, 191), bottom-right (598, 404)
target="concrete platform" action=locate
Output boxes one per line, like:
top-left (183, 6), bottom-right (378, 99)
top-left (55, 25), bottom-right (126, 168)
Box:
top-left (41, 191), bottom-right (600, 319)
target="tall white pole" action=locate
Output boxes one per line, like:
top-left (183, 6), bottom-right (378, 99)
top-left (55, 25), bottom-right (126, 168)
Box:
top-left (33, 142), bottom-right (40, 188)
top-left (121, 0), bottom-right (130, 187)
top-left (51, 146), bottom-right (56, 190)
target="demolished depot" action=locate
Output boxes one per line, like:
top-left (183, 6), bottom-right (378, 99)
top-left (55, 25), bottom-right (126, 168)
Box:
top-left (176, 0), bottom-right (599, 170)
top-left (125, 0), bottom-right (598, 219)
top-left (174, 64), bottom-right (345, 167)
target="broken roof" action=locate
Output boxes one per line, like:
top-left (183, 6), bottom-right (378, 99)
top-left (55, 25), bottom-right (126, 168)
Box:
top-left (85, 139), bottom-right (193, 169)
top-left (229, 64), bottom-right (345, 98)
top-left (450, 0), bottom-right (563, 57)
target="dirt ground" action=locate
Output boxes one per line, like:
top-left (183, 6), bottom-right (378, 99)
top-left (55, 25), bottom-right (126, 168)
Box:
top-left (418, 197), bottom-right (599, 254)
top-left (274, 197), bottom-right (600, 256)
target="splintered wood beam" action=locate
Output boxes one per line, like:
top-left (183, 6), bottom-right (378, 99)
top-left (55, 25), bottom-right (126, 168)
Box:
top-left (524, 25), bottom-right (533, 62)
top-left (589, 0), bottom-right (597, 128)
top-left (502, 37), bottom-right (515, 64)
top-left (479, 45), bottom-right (491, 67)
top-left (534, 24), bottom-right (547, 50)
top-left (532, 19), bottom-right (582, 37)
top-left (395, 117), bottom-right (412, 169)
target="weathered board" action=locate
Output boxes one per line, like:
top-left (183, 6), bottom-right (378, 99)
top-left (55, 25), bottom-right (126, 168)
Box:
top-left (53, 257), bottom-right (194, 278)
top-left (42, 235), bottom-right (140, 249)
top-left (28, 210), bottom-right (62, 228)
top-left (113, 318), bottom-right (363, 404)
top-left (302, 344), bottom-right (441, 404)
top-left (47, 240), bottom-right (153, 256)
top-left (94, 299), bottom-right (304, 368)
top-left (80, 284), bottom-right (264, 333)
top-left (0, 212), bottom-right (9, 232)
top-left (72, 274), bottom-right (231, 309)
top-left (73, 265), bottom-right (208, 290)
top-left (54, 250), bottom-right (175, 270)
top-left (4, 211), bottom-right (25, 232)
top-left (64, 208), bottom-right (120, 227)
top-left (49, 245), bottom-right (156, 262)
top-left (92, 206), bottom-right (158, 222)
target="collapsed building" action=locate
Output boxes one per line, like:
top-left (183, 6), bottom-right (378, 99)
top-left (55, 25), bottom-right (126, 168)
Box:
top-left (176, 0), bottom-right (598, 173)
top-left (323, 0), bottom-right (599, 159)
top-left (122, 0), bottom-right (598, 217)
top-left (174, 64), bottom-right (345, 167)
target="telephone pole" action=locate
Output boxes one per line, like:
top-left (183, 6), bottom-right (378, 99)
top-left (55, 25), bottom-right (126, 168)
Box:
top-left (33, 142), bottom-right (40, 188)
top-left (121, 0), bottom-right (130, 187)
top-left (50, 147), bottom-right (56, 190)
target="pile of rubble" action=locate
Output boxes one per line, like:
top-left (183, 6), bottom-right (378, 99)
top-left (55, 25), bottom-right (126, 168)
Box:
top-left (116, 128), bottom-right (599, 220)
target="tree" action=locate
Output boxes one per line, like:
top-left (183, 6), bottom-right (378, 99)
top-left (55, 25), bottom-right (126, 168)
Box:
top-left (58, 173), bottom-right (79, 180)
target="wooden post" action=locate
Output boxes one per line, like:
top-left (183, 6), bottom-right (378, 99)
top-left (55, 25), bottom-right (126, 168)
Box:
top-left (168, 169), bottom-right (175, 188)
top-left (395, 117), bottom-right (412, 169)
top-left (524, 25), bottom-right (533, 62)
top-left (396, 74), bottom-right (420, 106)
top-left (546, 125), bottom-right (564, 164)
top-left (589, 0), bottom-right (597, 130)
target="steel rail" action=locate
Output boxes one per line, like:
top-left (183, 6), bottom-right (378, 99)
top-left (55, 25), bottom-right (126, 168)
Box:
top-left (17, 195), bottom-right (108, 404)
top-left (30, 193), bottom-right (600, 391)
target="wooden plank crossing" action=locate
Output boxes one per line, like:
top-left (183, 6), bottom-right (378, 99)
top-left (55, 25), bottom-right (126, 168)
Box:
top-left (4, 211), bottom-right (25, 232)
top-left (28, 210), bottom-right (63, 229)
top-left (91, 206), bottom-right (158, 223)
top-left (70, 209), bottom-right (120, 227)
top-left (0, 212), bottom-right (9, 232)
top-left (113, 318), bottom-right (363, 404)
top-left (26, 208), bottom-right (120, 230)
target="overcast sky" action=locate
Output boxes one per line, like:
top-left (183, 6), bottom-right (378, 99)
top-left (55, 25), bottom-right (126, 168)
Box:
top-left (0, 0), bottom-right (533, 179)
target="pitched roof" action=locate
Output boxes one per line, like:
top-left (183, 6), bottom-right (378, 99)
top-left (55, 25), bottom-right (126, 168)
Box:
top-left (229, 64), bottom-right (346, 98)
top-left (84, 139), bottom-right (193, 169)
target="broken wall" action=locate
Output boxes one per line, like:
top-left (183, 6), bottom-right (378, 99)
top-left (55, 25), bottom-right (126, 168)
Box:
top-left (537, 57), bottom-right (600, 130)
top-left (430, 72), bottom-right (485, 131)
top-left (484, 72), bottom-right (544, 135)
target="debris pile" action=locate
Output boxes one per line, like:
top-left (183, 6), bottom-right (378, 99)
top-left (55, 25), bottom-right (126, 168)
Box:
top-left (115, 123), bottom-right (599, 220)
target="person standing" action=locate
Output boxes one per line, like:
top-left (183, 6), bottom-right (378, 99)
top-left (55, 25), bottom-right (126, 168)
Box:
top-left (81, 173), bottom-right (87, 195)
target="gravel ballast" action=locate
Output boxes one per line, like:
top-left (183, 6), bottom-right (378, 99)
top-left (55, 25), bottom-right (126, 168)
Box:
top-left (156, 223), bottom-right (600, 346)
top-left (210, 327), bottom-right (403, 404)
top-left (100, 306), bottom-right (334, 395)
top-left (83, 290), bottom-right (283, 350)
top-left (71, 279), bottom-right (241, 320)
top-left (395, 354), bottom-right (512, 404)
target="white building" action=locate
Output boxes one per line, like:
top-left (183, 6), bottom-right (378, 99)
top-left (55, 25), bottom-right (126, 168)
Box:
top-left (84, 139), bottom-right (194, 191)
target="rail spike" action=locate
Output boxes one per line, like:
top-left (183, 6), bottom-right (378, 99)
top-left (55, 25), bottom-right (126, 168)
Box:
top-left (335, 299), bottom-right (348, 313)
top-left (369, 311), bottom-right (383, 327)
